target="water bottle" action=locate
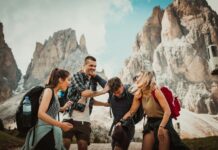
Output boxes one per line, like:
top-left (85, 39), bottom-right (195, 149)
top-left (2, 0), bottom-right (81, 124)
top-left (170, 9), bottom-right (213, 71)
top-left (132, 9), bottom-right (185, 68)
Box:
top-left (23, 96), bottom-right (31, 115)
top-left (22, 96), bottom-right (31, 127)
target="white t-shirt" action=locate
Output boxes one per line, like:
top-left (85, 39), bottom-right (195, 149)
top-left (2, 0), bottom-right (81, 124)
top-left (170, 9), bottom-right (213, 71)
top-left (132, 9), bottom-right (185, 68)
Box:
top-left (71, 99), bottom-right (90, 122)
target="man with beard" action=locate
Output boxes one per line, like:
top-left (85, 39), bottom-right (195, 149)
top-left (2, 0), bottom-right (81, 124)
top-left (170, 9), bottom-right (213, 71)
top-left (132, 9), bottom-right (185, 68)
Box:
top-left (63, 56), bottom-right (109, 150)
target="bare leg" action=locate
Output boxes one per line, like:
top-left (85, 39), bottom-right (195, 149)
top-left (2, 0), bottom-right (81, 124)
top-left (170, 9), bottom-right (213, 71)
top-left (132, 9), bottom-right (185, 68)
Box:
top-left (77, 139), bottom-right (88, 150)
top-left (114, 146), bottom-right (122, 150)
top-left (158, 129), bottom-right (170, 150)
top-left (63, 138), bottom-right (72, 150)
top-left (142, 131), bottom-right (155, 150)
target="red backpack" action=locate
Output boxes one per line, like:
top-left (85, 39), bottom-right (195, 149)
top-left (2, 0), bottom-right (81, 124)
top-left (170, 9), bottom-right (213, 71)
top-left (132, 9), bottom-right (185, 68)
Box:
top-left (152, 86), bottom-right (181, 120)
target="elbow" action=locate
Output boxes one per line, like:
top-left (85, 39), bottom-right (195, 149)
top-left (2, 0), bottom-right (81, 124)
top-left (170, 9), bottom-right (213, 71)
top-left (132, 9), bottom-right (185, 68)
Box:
top-left (165, 108), bottom-right (171, 116)
top-left (38, 110), bottom-right (45, 120)
top-left (38, 111), bottom-right (42, 119)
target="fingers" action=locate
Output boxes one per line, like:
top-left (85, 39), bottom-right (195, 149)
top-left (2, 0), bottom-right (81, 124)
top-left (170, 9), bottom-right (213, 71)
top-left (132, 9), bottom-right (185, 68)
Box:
top-left (67, 101), bottom-right (73, 106)
top-left (115, 122), bottom-right (121, 126)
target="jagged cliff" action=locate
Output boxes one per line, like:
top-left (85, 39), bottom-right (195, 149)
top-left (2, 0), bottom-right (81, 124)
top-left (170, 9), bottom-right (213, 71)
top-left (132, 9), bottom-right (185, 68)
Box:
top-left (23, 29), bottom-right (89, 89)
top-left (0, 22), bottom-right (21, 102)
top-left (120, 0), bottom-right (218, 114)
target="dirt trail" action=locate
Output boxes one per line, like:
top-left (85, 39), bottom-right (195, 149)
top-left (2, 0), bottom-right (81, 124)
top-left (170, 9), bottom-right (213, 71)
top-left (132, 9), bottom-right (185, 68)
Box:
top-left (70, 142), bottom-right (141, 150)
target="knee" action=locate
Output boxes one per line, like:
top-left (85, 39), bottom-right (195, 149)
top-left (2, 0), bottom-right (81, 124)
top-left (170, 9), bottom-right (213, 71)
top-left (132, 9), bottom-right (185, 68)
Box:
top-left (78, 140), bottom-right (88, 150)
top-left (158, 133), bottom-right (169, 143)
top-left (112, 126), bottom-right (125, 140)
top-left (63, 138), bottom-right (71, 150)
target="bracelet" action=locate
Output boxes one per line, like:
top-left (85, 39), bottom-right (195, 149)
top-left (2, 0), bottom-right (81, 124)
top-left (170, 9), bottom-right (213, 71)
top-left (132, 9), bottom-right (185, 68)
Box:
top-left (129, 111), bottom-right (134, 117)
top-left (119, 118), bottom-right (125, 124)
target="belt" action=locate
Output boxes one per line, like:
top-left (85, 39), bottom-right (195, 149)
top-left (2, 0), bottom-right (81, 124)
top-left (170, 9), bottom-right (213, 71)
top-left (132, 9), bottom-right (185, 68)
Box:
top-left (73, 120), bottom-right (90, 125)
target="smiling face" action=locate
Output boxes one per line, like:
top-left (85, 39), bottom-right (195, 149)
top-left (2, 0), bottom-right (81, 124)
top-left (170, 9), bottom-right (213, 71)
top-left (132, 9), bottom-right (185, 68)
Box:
top-left (84, 59), bottom-right (97, 77)
top-left (59, 75), bottom-right (71, 91)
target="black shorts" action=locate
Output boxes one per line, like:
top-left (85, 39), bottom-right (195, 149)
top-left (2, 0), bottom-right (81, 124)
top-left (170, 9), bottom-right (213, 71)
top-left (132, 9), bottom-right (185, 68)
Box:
top-left (112, 125), bottom-right (135, 150)
top-left (63, 119), bottom-right (91, 145)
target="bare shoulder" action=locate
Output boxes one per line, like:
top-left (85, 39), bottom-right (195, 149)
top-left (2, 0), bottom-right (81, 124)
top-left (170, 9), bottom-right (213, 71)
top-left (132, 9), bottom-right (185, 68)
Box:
top-left (135, 90), bottom-right (142, 100)
top-left (154, 87), bottom-right (162, 96)
top-left (43, 88), bottom-right (53, 97)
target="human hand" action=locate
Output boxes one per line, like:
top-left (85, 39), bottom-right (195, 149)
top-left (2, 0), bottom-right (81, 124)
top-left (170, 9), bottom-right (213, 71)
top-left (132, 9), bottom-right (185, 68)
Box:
top-left (104, 102), bottom-right (110, 107)
top-left (60, 122), bottom-right (73, 132)
top-left (158, 126), bottom-right (165, 141)
top-left (89, 71), bottom-right (96, 78)
top-left (115, 122), bottom-right (121, 127)
top-left (63, 101), bottom-right (73, 110)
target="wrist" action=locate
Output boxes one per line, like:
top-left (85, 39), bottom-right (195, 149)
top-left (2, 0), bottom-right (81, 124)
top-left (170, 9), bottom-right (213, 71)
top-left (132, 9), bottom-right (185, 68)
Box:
top-left (57, 122), bottom-right (63, 128)
top-left (159, 125), bottom-right (165, 129)
top-left (119, 118), bottom-right (125, 124)
top-left (101, 89), bottom-right (106, 94)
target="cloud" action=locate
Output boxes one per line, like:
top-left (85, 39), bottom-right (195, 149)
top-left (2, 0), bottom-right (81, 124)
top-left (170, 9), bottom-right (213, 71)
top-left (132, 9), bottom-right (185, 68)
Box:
top-left (108, 0), bottom-right (133, 21)
top-left (0, 0), bottom-right (132, 74)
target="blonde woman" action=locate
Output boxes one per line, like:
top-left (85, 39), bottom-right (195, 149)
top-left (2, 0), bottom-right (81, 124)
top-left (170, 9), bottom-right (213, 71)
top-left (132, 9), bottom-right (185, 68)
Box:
top-left (123, 71), bottom-right (189, 150)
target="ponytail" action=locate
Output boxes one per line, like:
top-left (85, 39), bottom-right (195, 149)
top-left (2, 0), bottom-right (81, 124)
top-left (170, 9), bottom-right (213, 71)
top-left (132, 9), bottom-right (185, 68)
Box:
top-left (46, 68), bottom-right (70, 88)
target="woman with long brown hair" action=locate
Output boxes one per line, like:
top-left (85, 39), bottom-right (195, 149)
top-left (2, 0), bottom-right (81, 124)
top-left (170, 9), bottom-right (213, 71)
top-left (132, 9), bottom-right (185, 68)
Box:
top-left (123, 70), bottom-right (189, 150)
top-left (22, 68), bottom-right (73, 150)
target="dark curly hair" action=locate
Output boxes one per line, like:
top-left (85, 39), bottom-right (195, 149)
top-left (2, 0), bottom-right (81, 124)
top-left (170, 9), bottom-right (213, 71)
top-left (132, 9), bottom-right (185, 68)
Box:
top-left (108, 77), bottom-right (122, 93)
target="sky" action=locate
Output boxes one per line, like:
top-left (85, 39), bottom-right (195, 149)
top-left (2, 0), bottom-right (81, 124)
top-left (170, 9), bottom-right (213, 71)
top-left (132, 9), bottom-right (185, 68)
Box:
top-left (0, 0), bottom-right (217, 78)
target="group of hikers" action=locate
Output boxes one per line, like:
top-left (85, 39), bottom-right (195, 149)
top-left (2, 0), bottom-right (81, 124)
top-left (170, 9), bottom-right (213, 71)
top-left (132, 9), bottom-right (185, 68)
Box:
top-left (22, 55), bottom-right (189, 150)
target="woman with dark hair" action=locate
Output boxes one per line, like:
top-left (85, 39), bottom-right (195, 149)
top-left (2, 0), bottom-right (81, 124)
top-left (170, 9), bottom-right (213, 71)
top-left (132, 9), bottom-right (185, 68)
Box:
top-left (22, 68), bottom-right (73, 150)
top-left (123, 70), bottom-right (189, 150)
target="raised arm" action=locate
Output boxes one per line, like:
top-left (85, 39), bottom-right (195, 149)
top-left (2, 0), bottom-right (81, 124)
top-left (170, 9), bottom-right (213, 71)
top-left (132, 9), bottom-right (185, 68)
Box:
top-left (73, 73), bottom-right (109, 98)
top-left (94, 74), bottom-right (107, 88)
top-left (122, 90), bottom-right (142, 120)
top-left (93, 99), bottom-right (110, 107)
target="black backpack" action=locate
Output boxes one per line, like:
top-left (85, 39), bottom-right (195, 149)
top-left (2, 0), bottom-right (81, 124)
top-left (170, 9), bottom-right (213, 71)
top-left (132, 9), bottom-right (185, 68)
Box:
top-left (16, 86), bottom-right (54, 135)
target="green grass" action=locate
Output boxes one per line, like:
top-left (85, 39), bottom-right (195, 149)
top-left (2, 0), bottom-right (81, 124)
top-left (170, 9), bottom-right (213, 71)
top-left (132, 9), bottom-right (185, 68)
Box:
top-left (183, 136), bottom-right (218, 150)
top-left (0, 131), bottom-right (24, 150)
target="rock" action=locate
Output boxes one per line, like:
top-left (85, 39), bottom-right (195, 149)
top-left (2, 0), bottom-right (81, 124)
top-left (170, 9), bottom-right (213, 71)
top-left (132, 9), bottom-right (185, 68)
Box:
top-left (0, 22), bottom-right (21, 102)
top-left (120, 0), bottom-right (218, 114)
top-left (23, 28), bottom-right (89, 89)
top-left (120, 6), bottom-right (164, 83)
top-left (79, 34), bottom-right (87, 52)
top-left (0, 118), bottom-right (4, 130)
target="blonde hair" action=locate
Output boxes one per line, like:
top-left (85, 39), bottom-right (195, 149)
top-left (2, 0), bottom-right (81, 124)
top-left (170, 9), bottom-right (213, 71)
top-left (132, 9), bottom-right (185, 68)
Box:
top-left (136, 70), bottom-right (156, 96)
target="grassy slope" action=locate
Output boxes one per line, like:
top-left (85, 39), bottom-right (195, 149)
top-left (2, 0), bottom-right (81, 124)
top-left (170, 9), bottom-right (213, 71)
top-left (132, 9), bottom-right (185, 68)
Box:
top-left (183, 136), bottom-right (218, 150)
top-left (0, 131), bottom-right (24, 150)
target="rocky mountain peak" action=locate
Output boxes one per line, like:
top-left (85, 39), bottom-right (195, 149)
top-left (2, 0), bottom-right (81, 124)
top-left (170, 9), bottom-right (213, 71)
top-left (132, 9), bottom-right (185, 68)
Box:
top-left (172, 0), bottom-right (209, 16)
top-left (120, 1), bottom-right (218, 114)
top-left (0, 22), bottom-right (21, 102)
top-left (24, 28), bottom-right (88, 89)
top-left (0, 23), bottom-right (6, 47)
top-left (79, 34), bottom-right (87, 52)
top-left (148, 6), bottom-right (164, 25)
